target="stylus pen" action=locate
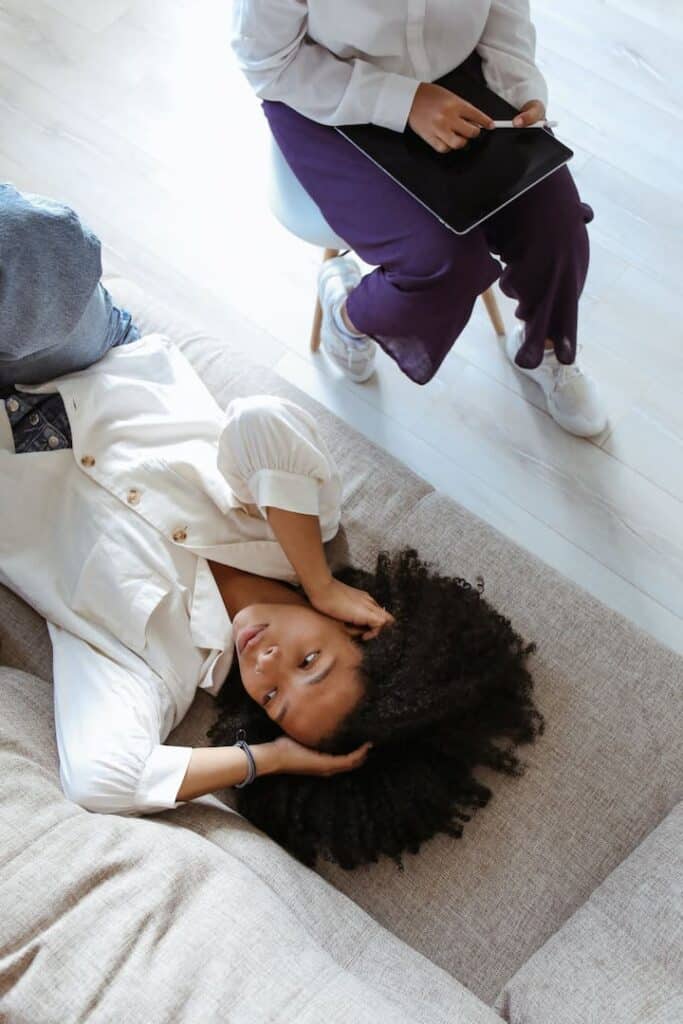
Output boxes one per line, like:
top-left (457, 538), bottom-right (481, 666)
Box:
top-left (491, 119), bottom-right (558, 128)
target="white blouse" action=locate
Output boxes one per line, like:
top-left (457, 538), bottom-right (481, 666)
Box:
top-left (231, 0), bottom-right (548, 132)
top-left (0, 334), bottom-right (342, 815)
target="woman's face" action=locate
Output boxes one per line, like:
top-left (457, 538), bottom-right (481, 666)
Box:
top-left (232, 603), bottom-right (365, 747)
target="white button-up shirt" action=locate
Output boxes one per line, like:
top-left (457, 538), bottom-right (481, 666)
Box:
top-left (232, 0), bottom-right (548, 132)
top-left (0, 334), bottom-right (342, 814)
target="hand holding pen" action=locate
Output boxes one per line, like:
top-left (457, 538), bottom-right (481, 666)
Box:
top-left (492, 119), bottom-right (558, 128)
top-left (408, 87), bottom-right (554, 154)
top-left (506, 98), bottom-right (548, 128)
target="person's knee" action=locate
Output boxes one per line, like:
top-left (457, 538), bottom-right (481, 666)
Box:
top-left (388, 224), bottom-right (492, 299)
top-left (543, 196), bottom-right (594, 250)
top-left (392, 224), bottom-right (464, 284)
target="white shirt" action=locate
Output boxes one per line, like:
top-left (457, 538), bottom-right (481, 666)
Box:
top-left (0, 334), bottom-right (342, 814)
top-left (232, 0), bottom-right (548, 132)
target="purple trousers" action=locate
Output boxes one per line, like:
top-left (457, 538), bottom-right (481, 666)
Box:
top-left (262, 52), bottom-right (594, 385)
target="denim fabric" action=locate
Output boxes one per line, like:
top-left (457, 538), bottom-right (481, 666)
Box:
top-left (0, 184), bottom-right (102, 362)
top-left (3, 302), bottom-right (140, 453)
top-left (4, 391), bottom-right (74, 453)
top-left (0, 183), bottom-right (141, 453)
top-left (0, 281), bottom-right (140, 394)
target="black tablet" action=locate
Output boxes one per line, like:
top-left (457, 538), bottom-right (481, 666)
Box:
top-left (335, 63), bottom-right (573, 235)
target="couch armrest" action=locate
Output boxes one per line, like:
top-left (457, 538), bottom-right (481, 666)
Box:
top-left (493, 802), bottom-right (683, 1023)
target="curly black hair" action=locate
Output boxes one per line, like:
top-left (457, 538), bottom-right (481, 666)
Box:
top-left (207, 547), bottom-right (545, 871)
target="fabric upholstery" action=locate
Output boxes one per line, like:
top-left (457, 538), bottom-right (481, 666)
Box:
top-left (105, 278), bottom-right (683, 1002)
top-left (0, 666), bottom-right (500, 1024)
top-left (493, 801), bottom-right (683, 1023)
top-left (313, 492), bottom-right (683, 1000)
top-left (1, 276), bottom-right (681, 1012)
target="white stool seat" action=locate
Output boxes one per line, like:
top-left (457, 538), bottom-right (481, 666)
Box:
top-left (268, 135), bottom-right (348, 250)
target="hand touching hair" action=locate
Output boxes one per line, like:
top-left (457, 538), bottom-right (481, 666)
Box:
top-left (208, 548), bottom-right (545, 871)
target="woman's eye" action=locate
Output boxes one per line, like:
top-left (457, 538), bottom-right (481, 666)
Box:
top-left (300, 651), bottom-right (319, 669)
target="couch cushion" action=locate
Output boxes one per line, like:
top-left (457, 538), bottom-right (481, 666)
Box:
top-left (313, 492), bottom-right (683, 1000)
top-left (0, 666), bottom-right (500, 1024)
top-left (3, 276), bottom-right (681, 1007)
top-left (101, 278), bottom-right (683, 1003)
top-left (0, 583), bottom-right (52, 680)
top-left (493, 801), bottom-right (683, 1023)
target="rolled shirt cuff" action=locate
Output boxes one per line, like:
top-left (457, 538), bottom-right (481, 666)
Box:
top-left (500, 69), bottom-right (549, 115)
top-left (134, 744), bottom-right (193, 813)
top-left (248, 468), bottom-right (321, 518)
top-left (372, 72), bottom-right (422, 132)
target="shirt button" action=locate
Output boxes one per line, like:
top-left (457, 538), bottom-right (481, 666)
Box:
top-left (172, 528), bottom-right (188, 543)
top-left (80, 455), bottom-right (96, 467)
top-left (127, 488), bottom-right (141, 505)
top-left (29, 412), bottom-right (40, 426)
top-left (47, 435), bottom-right (60, 449)
top-left (6, 398), bottom-right (19, 413)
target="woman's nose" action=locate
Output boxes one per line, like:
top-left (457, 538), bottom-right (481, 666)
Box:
top-left (256, 645), bottom-right (280, 673)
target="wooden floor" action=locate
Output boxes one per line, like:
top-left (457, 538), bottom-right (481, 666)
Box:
top-left (1, 0), bottom-right (681, 653)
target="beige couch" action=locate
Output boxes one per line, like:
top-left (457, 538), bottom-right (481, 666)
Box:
top-left (0, 279), bottom-right (680, 1023)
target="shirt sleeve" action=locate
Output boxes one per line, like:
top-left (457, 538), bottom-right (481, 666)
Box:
top-left (50, 622), bottom-right (193, 816)
top-left (231, 0), bottom-right (421, 132)
top-left (217, 395), bottom-right (342, 535)
top-left (476, 0), bottom-right (549, 112)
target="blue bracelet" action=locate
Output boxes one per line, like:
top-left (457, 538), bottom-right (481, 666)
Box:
top-left (234, 738), bottom-right (257, 788)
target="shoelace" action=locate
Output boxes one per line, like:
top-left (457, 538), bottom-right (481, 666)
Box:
top-left (549, 344), bottom-right (584, 393)
top-left (329, 294), bottom-right (370, 361)
top-left (345, 345), bottom-right (371, 374)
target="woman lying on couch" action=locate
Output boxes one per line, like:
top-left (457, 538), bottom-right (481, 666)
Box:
top-left (0, 185), bottom-right (544, 870)
top-left (208, 543), bottom-right (545, 871)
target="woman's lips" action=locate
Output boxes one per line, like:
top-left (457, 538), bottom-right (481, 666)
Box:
top-left (236, 623), bottom-right (267, 655)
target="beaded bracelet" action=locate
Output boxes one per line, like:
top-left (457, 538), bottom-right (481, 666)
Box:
top-left (234, 737), bottom-right (257, 788)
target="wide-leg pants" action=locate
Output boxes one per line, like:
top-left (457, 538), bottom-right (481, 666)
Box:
top-left (263, 49), bottom-right (595, 385)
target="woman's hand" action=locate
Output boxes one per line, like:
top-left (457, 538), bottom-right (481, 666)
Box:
top-left (269, 735), bottom-right (373, 777)
top-left (306, 577), bottom-right (395, 639)
top-left (408, 82), bottom-right (494, 153)
top-left (512, 99), bottom-right (546, 127)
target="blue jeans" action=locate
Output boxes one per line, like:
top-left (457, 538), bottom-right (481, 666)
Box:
top-left (2, 283), bottom-right (140, 453)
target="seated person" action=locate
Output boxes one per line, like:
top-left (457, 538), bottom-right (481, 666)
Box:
top-left (0, 185), bottom-right (544, 870)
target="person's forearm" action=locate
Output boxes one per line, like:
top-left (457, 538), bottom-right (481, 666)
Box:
top-left (266, 506), bottom-right (332, 597)
top-left (176, 743), bottom-right (281, 802)
top-left (231, 0), bottom-right (419, 131)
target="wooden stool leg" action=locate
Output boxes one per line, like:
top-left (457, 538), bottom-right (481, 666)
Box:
top-left (481, 286), bottom-right (506, 337)
top-left (311, 247), bottom-right (341, 352)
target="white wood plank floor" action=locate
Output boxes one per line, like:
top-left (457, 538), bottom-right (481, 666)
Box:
top-left (1, 0), bottom-right (681, 654)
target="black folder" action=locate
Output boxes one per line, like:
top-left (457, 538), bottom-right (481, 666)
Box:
top-left (335, 62), bottom-right (573, 235)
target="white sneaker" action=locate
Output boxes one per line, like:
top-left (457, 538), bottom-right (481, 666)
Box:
top-left (317, 255), bottom-right (376, 383)
top-left (505, 321), bottom-right (608, 438)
